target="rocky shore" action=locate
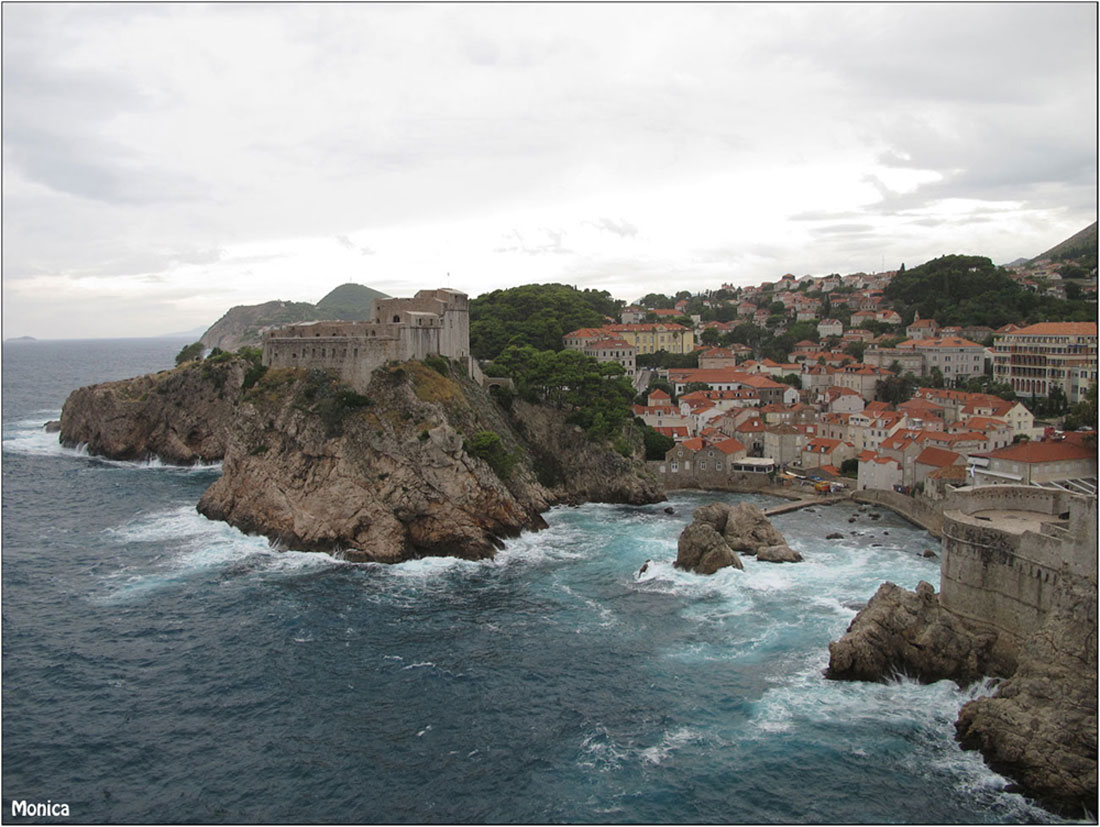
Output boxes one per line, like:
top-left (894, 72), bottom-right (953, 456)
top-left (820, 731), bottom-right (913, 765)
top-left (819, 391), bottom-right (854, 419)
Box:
top-left (827, 577), bottom-right (1097, 816)
top-left (59, 358), bottom-right (662, 563)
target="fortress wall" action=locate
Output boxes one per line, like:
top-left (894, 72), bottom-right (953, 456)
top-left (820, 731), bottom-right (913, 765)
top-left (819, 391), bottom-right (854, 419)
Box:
top-left (939, 512), bottom-right (1067, 657)
top-left (261, 288), bottom-right (472, 393)
top-left (937, 485), bottom-right (1096, 661)
top-left (850, 489), bottom-right (943, 536)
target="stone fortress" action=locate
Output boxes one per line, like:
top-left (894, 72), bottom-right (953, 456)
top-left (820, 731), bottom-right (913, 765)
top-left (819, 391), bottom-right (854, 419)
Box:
top-left (262, 288), bottom-right (472, 393)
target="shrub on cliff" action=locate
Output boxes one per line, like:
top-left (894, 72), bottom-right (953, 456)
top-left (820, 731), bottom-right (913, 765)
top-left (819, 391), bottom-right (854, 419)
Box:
top-left (464, 430), bottom-right (515, 478)
top-left (175, 341), bottom-right (204, 365)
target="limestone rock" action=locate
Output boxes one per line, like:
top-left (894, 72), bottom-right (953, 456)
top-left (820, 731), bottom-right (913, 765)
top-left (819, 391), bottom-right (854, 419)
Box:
top-left (955, 578), bottom-right (1097, 816)
top-left (756, 543), bottom-right (803, 563)
top-left (58, 357), bottom-right (247, 463)
top-left (675, 521), bottom-right (743, 575)
top-left (826, 532), bottom-right (844, 540)
top-left (825, 581), bottom-right (1003, 685)
top-left (509, 400), bottom-right (664, 506)
top-left (721, 502), bottom-right (789, 553)
top-left (43, 420), bottom-right (61, 433)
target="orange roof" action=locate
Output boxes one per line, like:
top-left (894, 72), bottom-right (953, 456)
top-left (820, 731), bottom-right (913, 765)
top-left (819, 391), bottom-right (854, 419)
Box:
top-left (680, 437), bottom-right (706, 451)
top-left (909, 318), bottom-right (937, 328)
top-left (1006, 322), bottom-right (1097, 337)
top-left (713, 438), bottom-right (747, 455)
top-left (564, 327), bottom-right (607, 339)
top-left (984, 440), bottom-right (1096, 464)
top-left (655, 426), bottom-right (691, 438)
top-left (648, 389), bottom-right (670, 399)
top-left (915, 446), bottom-right (962, 468)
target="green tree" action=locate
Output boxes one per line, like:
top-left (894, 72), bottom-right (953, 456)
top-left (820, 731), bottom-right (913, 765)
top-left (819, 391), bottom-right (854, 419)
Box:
top-left (643, 427), bottom-right (675, 460)
top-left (699, 328), bottom-right (720, 346)
top-left (175, 341), bottom-right (204, 365)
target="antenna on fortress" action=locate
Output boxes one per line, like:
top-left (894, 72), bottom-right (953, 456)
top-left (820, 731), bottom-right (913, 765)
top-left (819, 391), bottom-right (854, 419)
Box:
top-left (447, 271), bottom-right (451, 287)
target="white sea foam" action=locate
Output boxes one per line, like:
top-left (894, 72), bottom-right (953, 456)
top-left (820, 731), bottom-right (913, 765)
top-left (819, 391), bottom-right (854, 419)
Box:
top-left (639, 726), bottom-right (702, 766)
top-left (94, 506), bottom-right (346, 603)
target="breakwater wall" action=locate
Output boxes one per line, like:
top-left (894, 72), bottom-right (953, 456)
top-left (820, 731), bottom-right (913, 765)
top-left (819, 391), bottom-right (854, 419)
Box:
top-left (850, 489), bottom-right (943, 537)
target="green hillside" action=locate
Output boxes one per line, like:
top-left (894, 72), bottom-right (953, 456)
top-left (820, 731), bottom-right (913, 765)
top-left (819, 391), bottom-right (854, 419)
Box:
top-left (884, 254), bottom-right (1094, 327)
top-left (315, 283), bottom-right (389, 321)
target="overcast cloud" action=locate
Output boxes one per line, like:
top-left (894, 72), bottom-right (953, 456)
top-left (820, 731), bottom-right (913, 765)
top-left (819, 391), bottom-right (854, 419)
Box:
top-left (2, 3), bottom-right (1095, 338)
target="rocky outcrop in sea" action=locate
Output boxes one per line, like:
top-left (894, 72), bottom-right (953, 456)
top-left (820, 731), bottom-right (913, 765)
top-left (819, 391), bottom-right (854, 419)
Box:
top-left (58, 358), bottom-right (663, 563)
top-left (827, 577), bottom-right (1097, 816)
top-left (825, 581), bottom-right (1004, 685)
top-left (675, 501), bottom-right (801, 574)
top-left (955, 577), bottom-right (1097, 817)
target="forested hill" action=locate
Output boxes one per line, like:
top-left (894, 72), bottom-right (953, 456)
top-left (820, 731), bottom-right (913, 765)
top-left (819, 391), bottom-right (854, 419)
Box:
top-left (469, 283), bottom-right (622, 361)
top-left (884, 254), bottom-right (1095, 328)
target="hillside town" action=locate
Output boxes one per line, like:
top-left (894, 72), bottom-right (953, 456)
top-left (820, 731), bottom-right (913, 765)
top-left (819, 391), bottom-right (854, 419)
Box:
top-left (561, 266), bottom-right (1098, 497)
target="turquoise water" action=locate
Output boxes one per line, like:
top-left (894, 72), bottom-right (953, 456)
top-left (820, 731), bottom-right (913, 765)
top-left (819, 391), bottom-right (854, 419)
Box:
top-left (1, 339), bottom-right (1063, 823)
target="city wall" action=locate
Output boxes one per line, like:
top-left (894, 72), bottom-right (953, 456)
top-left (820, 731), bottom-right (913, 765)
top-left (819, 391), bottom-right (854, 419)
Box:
top-left (850, 488), bottom-right (944, 536)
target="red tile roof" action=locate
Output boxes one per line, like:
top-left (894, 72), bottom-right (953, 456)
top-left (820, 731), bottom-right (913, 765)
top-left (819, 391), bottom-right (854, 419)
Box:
top-left (713, 438), bottom-right (747, 455)
top-left (914, 446), bottom-right (962, 468)
top-left (983, 440), bottom-right (1096, 463)
top-left (1006, 322), bottom-right (1097, 336)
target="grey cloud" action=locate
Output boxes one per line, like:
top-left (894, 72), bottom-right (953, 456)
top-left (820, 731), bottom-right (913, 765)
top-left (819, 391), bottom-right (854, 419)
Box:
top-left (811, 224), bottom-right (876, 237)
top-left (587, 217), bottom-right (638, 238)
top-left (494, 228), bottom-right (572, 256)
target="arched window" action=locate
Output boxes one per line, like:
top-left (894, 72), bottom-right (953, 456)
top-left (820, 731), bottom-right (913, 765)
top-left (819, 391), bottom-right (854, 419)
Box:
top-left (393, 315), bottom-right (401, 323)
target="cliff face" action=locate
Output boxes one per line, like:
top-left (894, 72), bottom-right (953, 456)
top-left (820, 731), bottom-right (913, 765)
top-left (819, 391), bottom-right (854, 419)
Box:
top-left (955, 578), bottom-right (1097, 817)
top-left (509, 400), bottom-right (663, 506)
top-left (197, 363), bottom-right (555, 562)
top-left (59, 357), bottom-right (663, 562)
top-left (827, 578), bottom-right (1096, 816)
top-left (59, 357), bottom-right (248, 463)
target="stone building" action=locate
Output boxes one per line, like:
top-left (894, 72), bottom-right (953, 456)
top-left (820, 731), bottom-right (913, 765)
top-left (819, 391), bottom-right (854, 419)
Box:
top-left (262, 288), bottom-right (470, 393)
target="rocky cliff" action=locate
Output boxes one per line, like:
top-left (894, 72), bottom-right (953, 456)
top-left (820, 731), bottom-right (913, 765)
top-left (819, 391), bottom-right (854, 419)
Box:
top-left (955, 577), bottom-right (1097, 817)
top-left (827, 578), bottom-right (1096, 816)
top-left (59, 358), bottom-right (662, 562)
top-left (59, 356), bottom-right (249, 463)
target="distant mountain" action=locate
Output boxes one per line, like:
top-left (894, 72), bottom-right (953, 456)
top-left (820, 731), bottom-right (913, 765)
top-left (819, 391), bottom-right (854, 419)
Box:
top-left (1031, 221), bottom-right (1097, 272)
top-left (5, 335), bottom-right (37, 342)
top-left (159, 326), bottom-right (210, 340)
top-left (199, 284), bottom-right (389, 352)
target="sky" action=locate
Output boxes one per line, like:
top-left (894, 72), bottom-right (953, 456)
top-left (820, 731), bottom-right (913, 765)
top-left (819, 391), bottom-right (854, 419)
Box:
top-left (2, 3), bottom-right (1096, 339)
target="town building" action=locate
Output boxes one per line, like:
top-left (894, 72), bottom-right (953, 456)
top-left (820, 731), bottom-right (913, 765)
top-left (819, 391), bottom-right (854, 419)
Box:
top-left (968, 439), bottom-right (1098, 489)
top-left (991, 321), bottom-right (1098, 403)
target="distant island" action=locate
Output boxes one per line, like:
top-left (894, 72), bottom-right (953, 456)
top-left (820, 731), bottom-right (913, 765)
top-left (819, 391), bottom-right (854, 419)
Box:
top-left (6, 336), bottom-right (37, 342)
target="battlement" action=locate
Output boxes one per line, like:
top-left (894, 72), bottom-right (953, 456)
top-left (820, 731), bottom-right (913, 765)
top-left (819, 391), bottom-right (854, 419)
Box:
top-left (261, 287), bottom-right (469, 392)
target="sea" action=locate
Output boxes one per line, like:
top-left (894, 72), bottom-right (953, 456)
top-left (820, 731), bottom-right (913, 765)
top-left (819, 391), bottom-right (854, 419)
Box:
top-left (1, 338), bottom-right (1068, 824)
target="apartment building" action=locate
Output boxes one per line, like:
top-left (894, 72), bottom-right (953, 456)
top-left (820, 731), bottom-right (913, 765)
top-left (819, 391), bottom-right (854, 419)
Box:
top-left (992, 321), bottom-right (1097, 403)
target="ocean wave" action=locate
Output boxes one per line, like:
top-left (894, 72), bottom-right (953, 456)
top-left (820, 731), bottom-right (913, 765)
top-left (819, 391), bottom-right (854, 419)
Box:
top-left (3, 421), bottom-right (222, 473)
top-left (93, 507), bottom-right (347, 603)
